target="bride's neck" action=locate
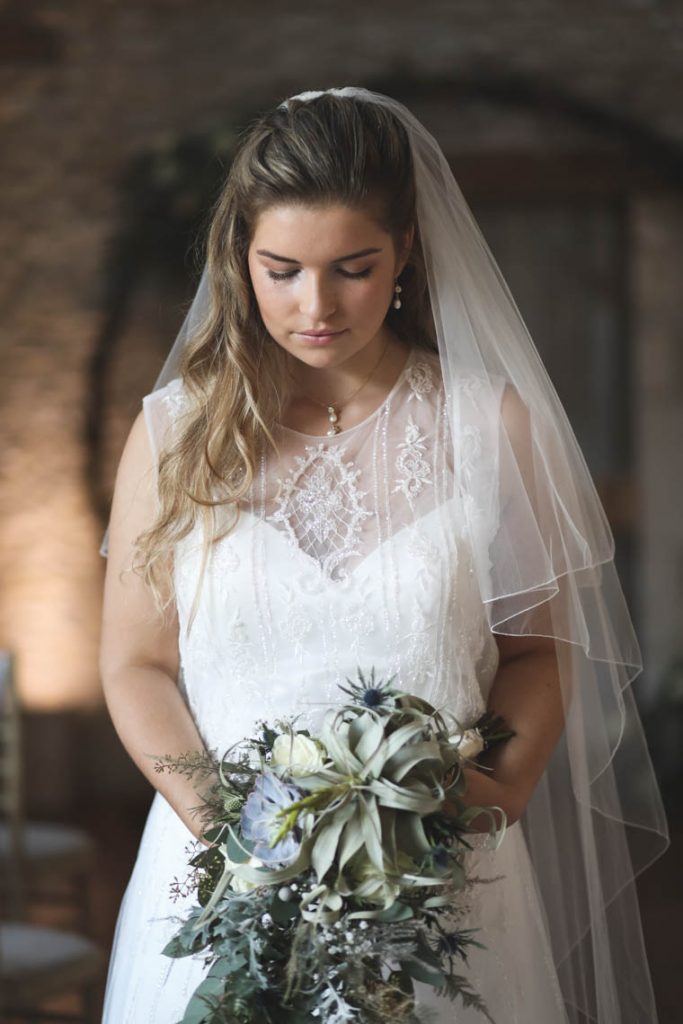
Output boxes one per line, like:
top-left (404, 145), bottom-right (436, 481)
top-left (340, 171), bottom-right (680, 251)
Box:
top-left (287, 332), bottom-right (409, 406)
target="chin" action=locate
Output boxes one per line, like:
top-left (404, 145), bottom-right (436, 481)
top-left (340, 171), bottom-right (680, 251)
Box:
top-left (288, 335), bottom-right (353, 357)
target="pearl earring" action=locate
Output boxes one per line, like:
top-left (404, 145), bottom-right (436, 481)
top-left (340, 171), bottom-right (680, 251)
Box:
top-left (393, 279), bottom-right (402, 310)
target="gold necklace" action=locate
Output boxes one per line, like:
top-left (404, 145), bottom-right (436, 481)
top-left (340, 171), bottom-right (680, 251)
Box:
top-left (299, 338), bottom-right (390, 437)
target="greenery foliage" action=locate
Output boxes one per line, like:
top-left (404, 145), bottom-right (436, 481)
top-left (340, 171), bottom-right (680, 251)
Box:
top-left (155, 669), bottom-right (514, 1023)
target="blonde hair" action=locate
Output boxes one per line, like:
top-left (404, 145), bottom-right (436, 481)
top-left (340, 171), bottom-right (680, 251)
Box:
top-left (133, 92), bottom-right (437, 626)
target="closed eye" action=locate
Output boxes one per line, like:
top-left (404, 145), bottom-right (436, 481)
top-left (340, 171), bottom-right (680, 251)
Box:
top-left (266, 267), bottom-right (372, 282)
top-left (264, 270), bottom-right (299, 282)
top-left (340, 267), bottom-right (372, 280)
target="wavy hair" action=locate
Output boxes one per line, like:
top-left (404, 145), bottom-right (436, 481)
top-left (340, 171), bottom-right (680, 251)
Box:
top-left (132, 92), bottom-right (437, 625)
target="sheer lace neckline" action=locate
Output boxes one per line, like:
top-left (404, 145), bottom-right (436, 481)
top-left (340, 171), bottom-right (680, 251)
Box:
top-left (276, 345), bottom-right (416, 440)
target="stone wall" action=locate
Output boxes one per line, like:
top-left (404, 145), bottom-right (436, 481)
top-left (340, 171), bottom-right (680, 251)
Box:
top-left (634, 196), bottom-right (683, 702)
top-left (1, 0), bottom-right (681, 807)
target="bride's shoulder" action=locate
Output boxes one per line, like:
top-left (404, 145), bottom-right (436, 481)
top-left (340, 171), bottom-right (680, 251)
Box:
top-left (139, 376), bottom-right (194, 465)
top-left (401, 349), bottom-right (515, 437)
top-left (401, 345), bottom-right (442, 402)
top-left (143, 376), bottom-right (190, 421)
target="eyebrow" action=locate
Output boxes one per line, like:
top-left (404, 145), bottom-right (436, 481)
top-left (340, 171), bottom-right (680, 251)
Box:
top-left (255, 246), bottom-right (383, 265)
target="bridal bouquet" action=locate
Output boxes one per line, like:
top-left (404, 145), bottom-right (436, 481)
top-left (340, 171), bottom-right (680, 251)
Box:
top-left (155, 669), bottom-right (514, 1024)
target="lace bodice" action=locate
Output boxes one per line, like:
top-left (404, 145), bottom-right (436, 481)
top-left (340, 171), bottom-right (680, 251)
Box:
top-left (104, 351), bottom-right (572, 1024)
top-left (142, 346), bottom-right (503, 755)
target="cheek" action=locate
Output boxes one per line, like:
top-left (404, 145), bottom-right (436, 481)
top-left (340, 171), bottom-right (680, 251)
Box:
top-left (253, 280), bottom-right (287, 320)
top-left (355, 277), bottom-right (391, 313)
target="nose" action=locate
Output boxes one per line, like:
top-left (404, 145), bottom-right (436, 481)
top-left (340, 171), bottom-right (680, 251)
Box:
top-left (298, 271), bottom-right (337, 322)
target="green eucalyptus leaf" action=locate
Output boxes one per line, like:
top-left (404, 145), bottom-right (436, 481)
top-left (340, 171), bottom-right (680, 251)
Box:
top-left (179, 975), bottom-right (225, 1024)
top-left (269, 894), bottom-right (299, 924)
top-left (162, 934), bottom-right (199, 959)
top-left (202, 825), bottom-right (229, 845)
top-left (403, 959), bottom-right (447, 988)
top-left (194, 858), bottom-right (236, 930)
top-left (206, 952), bottom-right (247, 977)
top-left (225, 824), bottom-right (251, 863)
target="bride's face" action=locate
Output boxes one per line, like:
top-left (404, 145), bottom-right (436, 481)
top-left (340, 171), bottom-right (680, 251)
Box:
top-left (247, 202), bottom-right (410, 369)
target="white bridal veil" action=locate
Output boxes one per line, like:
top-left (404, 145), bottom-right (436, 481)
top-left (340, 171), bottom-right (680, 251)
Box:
top-left (101, 86), bottom-right (669, 1023)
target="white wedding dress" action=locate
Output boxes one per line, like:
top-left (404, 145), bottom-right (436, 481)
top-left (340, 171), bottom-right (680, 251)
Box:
top-left (102, 345), bottom-right (569, 1023)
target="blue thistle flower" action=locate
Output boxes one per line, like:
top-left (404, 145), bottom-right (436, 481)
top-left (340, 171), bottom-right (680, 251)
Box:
top-left (361, 687), bottom-right (388, 708)
top-left (338, 666), bottom-right (398, 712)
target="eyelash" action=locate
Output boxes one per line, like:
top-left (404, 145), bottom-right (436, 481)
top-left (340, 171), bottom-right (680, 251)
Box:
top-left (265, 268), bottom-right (372, 282)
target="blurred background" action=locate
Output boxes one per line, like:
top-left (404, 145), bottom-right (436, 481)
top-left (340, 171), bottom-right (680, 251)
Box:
top-left (1, 0), bottom-right (681, 1019)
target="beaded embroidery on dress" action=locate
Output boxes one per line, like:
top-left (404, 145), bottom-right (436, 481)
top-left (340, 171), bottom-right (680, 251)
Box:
top-left (101, 345), bottom-right (569, 1023)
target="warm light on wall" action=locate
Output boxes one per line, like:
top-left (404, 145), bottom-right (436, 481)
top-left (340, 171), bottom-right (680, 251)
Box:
top-left (1, 493), bottom-right (105, 712)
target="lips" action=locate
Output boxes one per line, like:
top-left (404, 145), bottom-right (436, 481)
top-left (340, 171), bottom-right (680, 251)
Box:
top-left (299, 329), bottom-right (343, 336)
top-left (295, 328), bottom-right (347, 346)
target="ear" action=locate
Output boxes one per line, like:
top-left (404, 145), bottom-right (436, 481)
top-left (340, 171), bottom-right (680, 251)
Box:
top-left (396, 223), bottom-right (415, 275)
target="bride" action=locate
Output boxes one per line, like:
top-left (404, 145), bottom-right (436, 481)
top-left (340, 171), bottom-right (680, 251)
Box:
top-left (99, 87), bottom-right (668, 1023)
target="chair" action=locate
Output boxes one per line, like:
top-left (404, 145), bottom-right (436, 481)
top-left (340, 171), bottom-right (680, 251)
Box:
top-left (0, 650), bottom-right (107, 1023)
top-left (0, 653), bottom-right (97, 936)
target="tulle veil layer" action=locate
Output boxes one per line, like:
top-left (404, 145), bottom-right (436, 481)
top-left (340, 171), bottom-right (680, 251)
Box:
top-left (101, 85), bottom-right (670, 1023)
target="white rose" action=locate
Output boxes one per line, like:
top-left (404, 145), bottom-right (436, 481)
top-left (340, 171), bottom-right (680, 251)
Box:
top-left (271, 733), bottom-right (325, 777)
top-left (453, 728), bottom-right (485, 761)
top-left (229, 855), bottom-right (263, 893)
top-left (229, 874), bottom-right (258, 893)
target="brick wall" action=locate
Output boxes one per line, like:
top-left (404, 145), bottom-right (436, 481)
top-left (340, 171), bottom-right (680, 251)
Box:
top-left (0, 0), bottom-right (681, 807)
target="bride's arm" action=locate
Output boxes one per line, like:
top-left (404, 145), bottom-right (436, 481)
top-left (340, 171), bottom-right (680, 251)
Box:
top-left (443, 381), bottom-right (566, 832)
top-left (443, 630), bottom-right (565, 831)
top-left (100, 409), bottom-right (213, 844)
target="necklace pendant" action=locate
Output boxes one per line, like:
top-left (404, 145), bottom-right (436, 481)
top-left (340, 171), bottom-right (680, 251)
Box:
top-left (326, 404), bottom-right (340, 435)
